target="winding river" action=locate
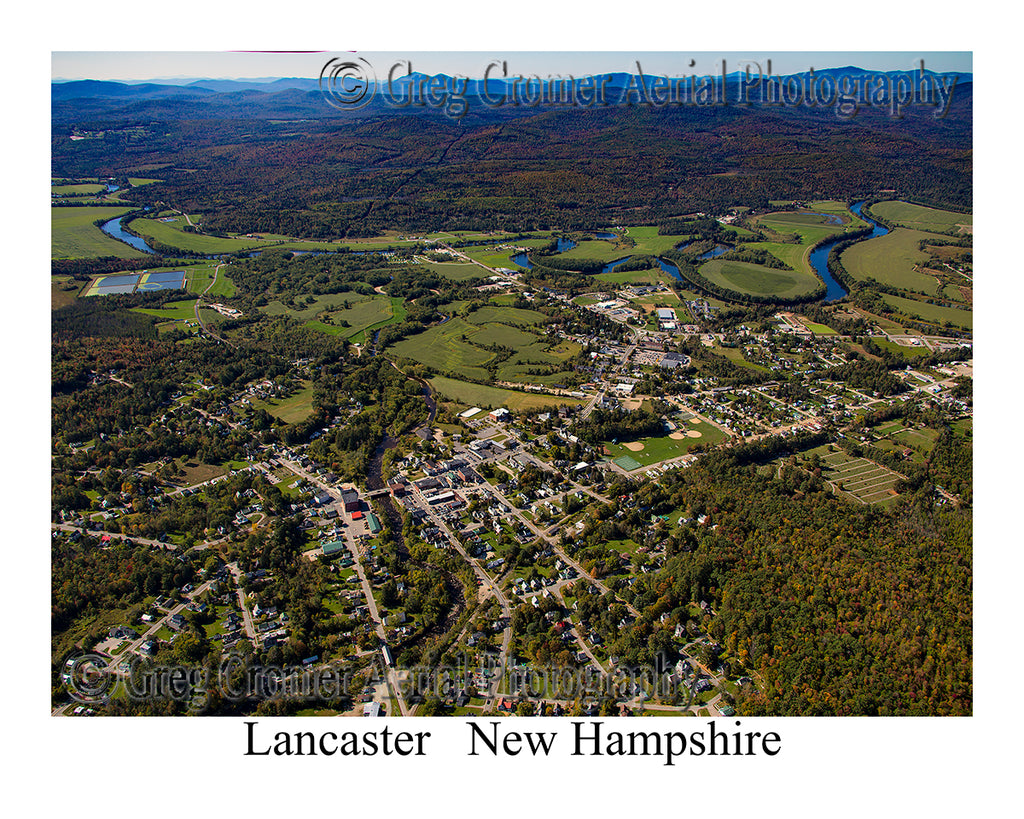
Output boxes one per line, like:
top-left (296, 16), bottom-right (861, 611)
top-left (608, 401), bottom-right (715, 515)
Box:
top-left (808, 201), bottom-right (889, 302)
top-left (100, 216), bottom-right (159, 255)
top-left (98, 203), bottom-right (889, 306)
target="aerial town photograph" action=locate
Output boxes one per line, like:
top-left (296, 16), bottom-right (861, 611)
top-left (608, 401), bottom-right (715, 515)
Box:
top-left (35, 13), bottom-right (1010, 813)
top-left (51, 49), bottom-right (974, 719)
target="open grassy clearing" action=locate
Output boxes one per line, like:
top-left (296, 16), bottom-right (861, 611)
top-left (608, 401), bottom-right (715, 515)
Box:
top-left (700, 258), bottom-right (820, 299)
top-left (389, 317), bottom-right (495, 381)
top-left (175, 460), bottom-right (228, 486)
top-left (943, 283), bottom-right (971, 304)
top-left (557, 240), bottom-right (633, 263)
top-left (133, 299), bottom-right (199, 322)
top-left (799, 320), bottom-right (837, 335)
top-left (464, 305), bottom-right (548, 327)
top-left (880, 294), bottom-right (973, 330)
top-left (765, 211), bottom-right (848, 228)
top-left (52, 183), bottom-right (106, 196)
top-left (130, 216), bottom-right (278, 253)
top-left (810, 200), bottom-right (858, 214)
top-left (713, 345), bottom-right (770, 372)
top-left (415, 259), bottom-right (486, 281)
top-left (188, 264), bottom-right (238, 297)
top-left (462, 247), bottom-right (523, 270)
top-left (52, 277), bottom-right (83, 309)
top-left (429, 376), bottom-right (582, 412)
top-left (389, 303), bottom-right (563, 382)
top-left (621, 225), bottom-right (692, 255)
top-left (263, 291), bottom-right (378, 322)
top-left (755, 211), bottom-right (857, 246)
top-left (870, 338), bottom-right (931, 358)
top-left (869, 201), bottom-right (972, 234)
top-left (594, 267), bottom-right (676, 286)
top-left (249, 381), bottom-right (316, 424)
top-left (840, 228), bottom-right (947, 293)
top-left (127, 178), bottom-right (162, 187)
top-left (259, 292), bottom-right (405, 341)
top-left (52, 206), bottom-right (150, 259)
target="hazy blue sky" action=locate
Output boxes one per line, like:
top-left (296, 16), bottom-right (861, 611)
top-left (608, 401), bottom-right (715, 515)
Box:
top-left (52, 51), bottom-right (972, 83)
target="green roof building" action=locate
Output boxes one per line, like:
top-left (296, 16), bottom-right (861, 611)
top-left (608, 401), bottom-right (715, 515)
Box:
top-left (322, 539), bottom-right (348, 557)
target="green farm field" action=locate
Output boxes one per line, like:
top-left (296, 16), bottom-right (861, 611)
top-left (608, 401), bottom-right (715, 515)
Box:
top-left (464, 305), bottom-right (548, 327)
top-left (52, 183), bottom-right (106, 196)
top-left (840, 227), bottom-right (948, 294)
top-left (133, 299), bottom-right (198, 322)
top-left (52, 206), bottom-right (150, 259)
top-left (594, 266), bottom-right (676, 286)
top-left (621, 225), bottom-right (692, 255)
top-left (415, 259), bottom-right (486, 281)
top-left (558, 240), bottom-right (633, 264)
top-left (880, 294), bottom-right (973, 330)
top-left (462, 247), bottom-right (525, 270)
top-left (262, 292), bottom-right (405, 342)
top-left (868, 201), bottom-right (972, 234)
top-left (188, 264), bottom-right (238, 297)
top-left (130, 216), bottom-right (278, 254)
top-left (428, 376), bottom-right (582, 412)
top-left (389, 317), bottom-right (495, 381)
top-left (390, 302), bottom-right (574, 383)
top-left (700, 258), bottom-right (820, 299)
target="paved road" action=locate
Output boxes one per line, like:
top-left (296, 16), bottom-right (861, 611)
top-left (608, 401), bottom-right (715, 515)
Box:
top-left (193, 264), bottom-right (234, 347)
top-left (411, 485), bottom-right (514, 710)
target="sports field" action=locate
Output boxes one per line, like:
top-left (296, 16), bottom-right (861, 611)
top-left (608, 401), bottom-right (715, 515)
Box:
top-left (868, 201), bottom-right (972, 234)
top-left (605, 421), bottom-right (728, 468)
top-left (52, 206), bottom-right (150, 259)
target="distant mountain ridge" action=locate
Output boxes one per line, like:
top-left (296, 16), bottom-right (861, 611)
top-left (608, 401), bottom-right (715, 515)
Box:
top-left (52, 65), bottom-right (973, 100)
